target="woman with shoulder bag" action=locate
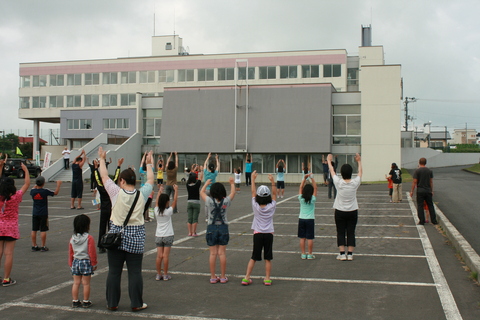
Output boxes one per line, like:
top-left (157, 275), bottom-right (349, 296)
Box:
top-left (98, 147), bottom-right (154, 312)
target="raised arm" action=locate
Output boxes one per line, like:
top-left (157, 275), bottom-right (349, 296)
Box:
top-left (311, 176), bottom-right (317, 197)
top-left (200, 179), bottom-right (212, 202)
top-left (98, 147), bottom-right (110, 185)
top-left (19, 163), bottom-right (30, 195)
top-left (251, 170), bottom-right (258, 198)
top-left (145, 150), bottom-right (154, 186)
top-left (355, 153), bottom-right (362, 178)
top-left (215, 154), bottom-right (220, 171)
top-left (171, 184), bottom-right (179, 209)
top-left (140, 152), bottom-right (146, 167)
top-left (268, 174), bottom-right (277, 202)
top-left (166, 152), bottom-right (173, 166)
top-left (203, 152), bottom-right (211, 170)
top-left (174, 151), bottom-right (178, 168)
top-left (53, 180), bottom-right (62, 196)
top-left (227, 177), bottom-right (236, 201)
top-left (78, 149), bottom-right (87, 167)
top-left (327, 154), bottom-right (336, 178)
top-left (299, 174), bottom-right (309, 194)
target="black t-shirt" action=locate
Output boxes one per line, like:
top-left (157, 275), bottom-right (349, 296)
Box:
top-left (413, 167), bottom-right (433, 192)
top-left (389, 169), bottom-right (402, 184)
top-left (30, 188), bottom-right (55, 216)
top-left (72, 163), bottom-right (82, 182)
top-left (186, 180), bottom-right (201, 201)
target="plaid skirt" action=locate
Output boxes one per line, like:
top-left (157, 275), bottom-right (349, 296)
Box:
top-left (71, 258), bottom-right (94, 276)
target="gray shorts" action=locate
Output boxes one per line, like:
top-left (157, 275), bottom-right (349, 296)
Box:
top-left (155, 235), bottom-right (174, 247)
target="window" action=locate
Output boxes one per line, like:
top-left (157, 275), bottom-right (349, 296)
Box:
top-left (66, 95), bottom-right (81, 107)
top-left (347, 68), bottom-right (359, 85)
top-left (21, 76), bottom-right (31, 88)
top-left (121, 71), bottom-right (136, 84)
top-left (323, 64), bottom-right (341, 77)
top-left (67, 74), bottom-right (82, 86)
top-left (159, 70), bottom-right (174, 82)
top-left (301, 65), bottom-right (320, 78)
top-left (139, 71), bottom-right (155, 83)
top-left (50, 74), bottom-right (64, 86)
top-left (178, 69), bottom-right (194, 82)
top-left (120, 93), bottom-right (136, 106)
top-left (198, 68), bottom-right (214, 81)
top-left (32, 96), bottom-right (46, 108)
top-left (333, 105), bottom-right (361, 145)
top-left (85, 73), bottom-right (100, 85)
top-left (67, 119), bottom-right (92, 130)
top-left (103, 118), bottom-right (129, 130)
top-left (218, 68), bottom-right (234, 81)
top-left (32, 75), bottom-right (47, 87)
top-left (259, 66), bottom-right (276, 79)
top-left (20, 97), bottom-right (30, 109)
top-left (280, 66), bottom-right (297, 79)
top-left (238, 67), bottom-right (255, 80)
top-left (103, 72), bottom-right (118, 84)
top-left (143, 108), bottom-right (162, 137)
top-left (84, 95), bottom-right (99, 107)
top-left (49, 96), bottom-right (64, 108)
top-left (102, 94), bottom-right (118, 107)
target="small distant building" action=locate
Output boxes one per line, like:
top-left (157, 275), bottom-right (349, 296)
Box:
top-left (453, 129), bottom-right (477, 145)
top-left (18, 136), bottom-right (47, 145)
top-left (414, 131), bottom-right (451, 148)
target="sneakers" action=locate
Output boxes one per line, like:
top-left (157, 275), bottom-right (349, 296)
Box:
top-left (40, 246), bottom-right (49, 252)
top-left (132, 303), bottom-right (148, 312)
top-left (336, 254), bottom-right (347, 261)
top-left (155, 274), bottom-right (163, 281)
top-left (301, 254), bottom-right (307, 260)
top-left (82, 300), bottom-right (92, 308)
top-left (163, 274), bottom-right (172, 281)
top-left (2, 278), bottom-right (17, 287)
top-left (31, 246), bottom-right (40, 252)
top-left (307, 254), bottom-right (316, 260)
top-left (72, 300), bottom-right (82, 308)
top-left (347, 254), bottom-right (354, 261)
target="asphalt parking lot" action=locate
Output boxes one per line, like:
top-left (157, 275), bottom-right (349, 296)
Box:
top-left (0, 181), bottom-right (479, 319)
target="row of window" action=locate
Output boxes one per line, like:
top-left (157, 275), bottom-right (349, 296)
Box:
top-left (66, 118), bottom-right (130, 130)
top-left (20, 94), bottom-right (137, 108)
top-left (166, 153), bottom-right (359, 175)
top-left (20, 64), bottom-right (343, 87)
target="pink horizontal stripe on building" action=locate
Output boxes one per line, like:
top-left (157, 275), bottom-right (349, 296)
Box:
top-left (164, 83), bottom-right (333, 91)
top-left (20, 53), bottom-right (346, 76)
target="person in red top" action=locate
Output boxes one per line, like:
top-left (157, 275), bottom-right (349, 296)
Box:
top-left (0, 163), bottom-right (30, 287)
top-left (69, 214), bottom-right (98, 308)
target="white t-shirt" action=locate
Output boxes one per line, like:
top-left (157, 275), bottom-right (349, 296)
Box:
top-left (332, 175), bottom-right (361, 212)
top-left (234, 173), bottom-right (241, 184)
top-left (62, 149), bottom-right (71, 159)
top-left (154, 206), bottom-right (174, 237)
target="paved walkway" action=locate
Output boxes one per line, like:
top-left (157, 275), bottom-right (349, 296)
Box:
top-left (0, 182), bottom-right (478, 319)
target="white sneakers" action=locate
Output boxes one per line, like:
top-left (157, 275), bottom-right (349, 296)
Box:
top-left (336, 253), bottom-right (353, 261)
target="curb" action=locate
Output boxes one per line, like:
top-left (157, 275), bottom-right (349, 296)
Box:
top-left (435, 204), bottom-right (480, 280)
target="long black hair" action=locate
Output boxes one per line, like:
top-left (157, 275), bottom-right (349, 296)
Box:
top-left (73, 214), bottom-right (90, 234)
top-left (157, 193), bottom-right (170, 215)
top-left (301, 184), bottom-right (314, 204)
top-left (277, 165), bottom-right (284, 173)
top-left (187, 172), bottom-right (197, 185)
top-left (0, 177), bottom-right (16, 201)
top-left (210, 182), bottom-right (226, 201)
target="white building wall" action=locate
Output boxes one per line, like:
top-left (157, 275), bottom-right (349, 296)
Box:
top-left (360, 64), bottom-right (402, 181)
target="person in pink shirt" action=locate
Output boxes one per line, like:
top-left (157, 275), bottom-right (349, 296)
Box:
top-left (0, 163), bottom-right (30, 286)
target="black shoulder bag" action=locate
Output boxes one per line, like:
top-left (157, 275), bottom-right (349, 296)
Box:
top-left (100, 191), bottom-right (141, 250)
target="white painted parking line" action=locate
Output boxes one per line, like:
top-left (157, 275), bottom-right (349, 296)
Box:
top-left (233, 221), bottom-right (417, 228)
top-left (407, 193), bottom-right (462, 320)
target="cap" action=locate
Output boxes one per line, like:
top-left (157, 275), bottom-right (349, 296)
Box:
top-left (256, 185), bottom-right (271, 197)
top-left (35, 176), bottom-right (45, 186)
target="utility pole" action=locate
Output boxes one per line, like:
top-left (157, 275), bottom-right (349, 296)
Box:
top-left (404, 97), bottom-right (416, 131)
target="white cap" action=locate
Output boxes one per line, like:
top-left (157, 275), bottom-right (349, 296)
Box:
top-left (256, 185), bottom-right (271, 197)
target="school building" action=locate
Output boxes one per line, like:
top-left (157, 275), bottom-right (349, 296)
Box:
top-left (18, 26), bottom-right (402, 182)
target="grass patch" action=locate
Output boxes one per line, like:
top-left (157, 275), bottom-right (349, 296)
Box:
top-left (464, 163), bottom-right (480, 173)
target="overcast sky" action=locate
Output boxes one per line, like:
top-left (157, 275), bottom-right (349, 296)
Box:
top-left (1, 0), bottom-right (480, 136)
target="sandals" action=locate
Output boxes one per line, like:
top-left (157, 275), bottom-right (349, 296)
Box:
top-left (241, 278), bottom-right (252, 286)
top-left (210, 276), bottom-right (220, 284)
top-left (263, 279), bottom-right (272, 286)
top-left (220, 277), bottom-right (228, 284)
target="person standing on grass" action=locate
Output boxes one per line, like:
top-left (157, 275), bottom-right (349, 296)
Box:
top-left (410, 157), bottom-right (438, 225)
top-left (298, 174), bottom-right (317, 260)
top-left (328, 153), bottom-right (362, 261)
top-left (241, 171), bottom-right (276, 286)
top-left (30, 176), bottom-right (62, 252)
top-left (0, 163), bottom-right (30, 287)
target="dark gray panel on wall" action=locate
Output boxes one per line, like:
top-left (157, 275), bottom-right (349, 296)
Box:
top-left (160, 85), bottom-right (332, 153)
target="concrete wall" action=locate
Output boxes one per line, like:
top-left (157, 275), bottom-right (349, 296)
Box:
top-left (402, 148), bottom-right (480, 169)
top-left (360, 64), bottom-right (402, 181)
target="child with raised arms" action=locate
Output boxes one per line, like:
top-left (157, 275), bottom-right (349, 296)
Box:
top-left (69, 214), bottom-right (97, 308)
top-left (242, 171), bottom-right (276, 286)
top-left (298, 174), bottom-right (317, 259)
top-left (200, 177), bottom-right (236, 284)
top-left (154, 184), bottom-right (178, 281)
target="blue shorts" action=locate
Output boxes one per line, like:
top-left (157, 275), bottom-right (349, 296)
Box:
top-left (71, 259), bottom-right (94, 276)
top-left (155, 236), bottom-right (174, 247)
top-left (298, 218), bottom-right (315, 240)
top-left (276, 181), bottom-right (285, 189)
top-left (206, 224), bottom-right (229, 246)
